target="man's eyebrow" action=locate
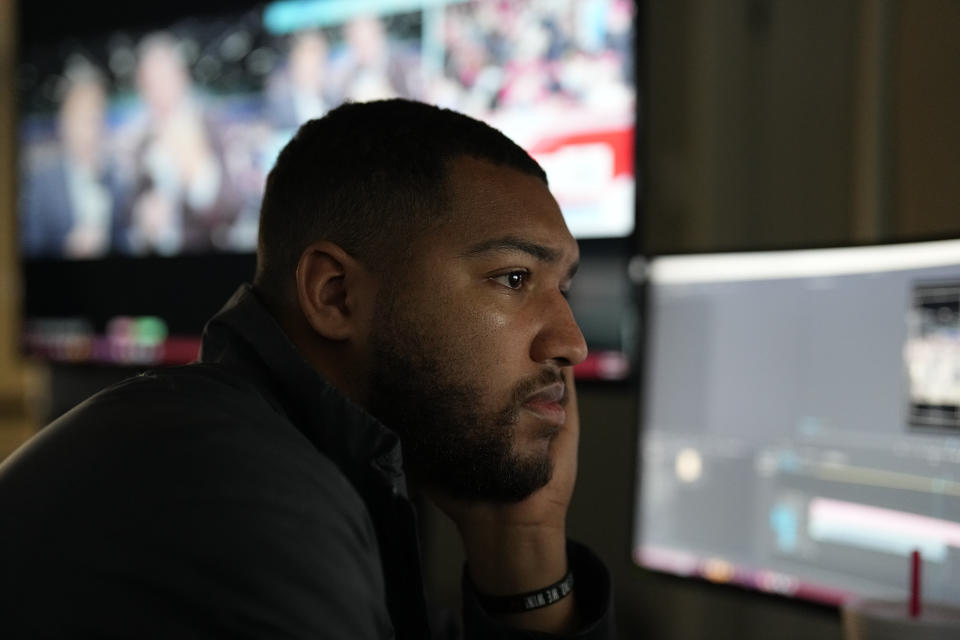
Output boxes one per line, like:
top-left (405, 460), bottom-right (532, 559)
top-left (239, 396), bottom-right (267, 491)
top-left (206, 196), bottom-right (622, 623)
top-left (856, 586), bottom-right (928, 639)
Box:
top-left (461, 236), bottom-right (563, 263)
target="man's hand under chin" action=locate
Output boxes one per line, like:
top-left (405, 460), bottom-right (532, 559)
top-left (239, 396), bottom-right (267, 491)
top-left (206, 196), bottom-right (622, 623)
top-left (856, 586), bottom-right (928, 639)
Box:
top-left (425, 368), bottom-right (581, 635)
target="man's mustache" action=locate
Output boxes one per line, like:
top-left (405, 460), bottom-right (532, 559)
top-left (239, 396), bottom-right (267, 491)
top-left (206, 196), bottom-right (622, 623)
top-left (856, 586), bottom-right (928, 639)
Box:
top-left (499, 368), bottom-right (567, 425)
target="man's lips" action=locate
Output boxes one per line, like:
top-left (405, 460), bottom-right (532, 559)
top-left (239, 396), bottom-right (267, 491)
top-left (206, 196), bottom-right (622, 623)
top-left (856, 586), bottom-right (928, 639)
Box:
top-left (522, 382), bottom-right (567, 426)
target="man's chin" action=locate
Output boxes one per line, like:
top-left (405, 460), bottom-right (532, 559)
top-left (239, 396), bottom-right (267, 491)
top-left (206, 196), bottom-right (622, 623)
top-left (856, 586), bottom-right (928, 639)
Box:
top-left (515, 414), bottom-right (564, 456)
top-left (411, 453), bottom-right (553, 504)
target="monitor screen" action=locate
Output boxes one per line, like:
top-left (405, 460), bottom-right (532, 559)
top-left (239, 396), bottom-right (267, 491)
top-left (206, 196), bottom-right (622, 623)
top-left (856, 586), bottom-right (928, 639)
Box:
top-left (18, 0), bottom-right (636, 261)
top-left (634, 239), bottom-right (960, 606)
top-left (17, 0), bottom-right (637, 367)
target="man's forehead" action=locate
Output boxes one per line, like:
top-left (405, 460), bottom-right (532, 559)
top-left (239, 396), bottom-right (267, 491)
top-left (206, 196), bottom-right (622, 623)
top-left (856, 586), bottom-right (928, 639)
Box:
top-left (439, 156), bottom-right (579, 262)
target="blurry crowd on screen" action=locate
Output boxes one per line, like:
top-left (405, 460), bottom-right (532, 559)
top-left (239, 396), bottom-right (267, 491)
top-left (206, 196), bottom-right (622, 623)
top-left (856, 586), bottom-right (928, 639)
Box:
top-left (20, 0), bottom-right (634, 260)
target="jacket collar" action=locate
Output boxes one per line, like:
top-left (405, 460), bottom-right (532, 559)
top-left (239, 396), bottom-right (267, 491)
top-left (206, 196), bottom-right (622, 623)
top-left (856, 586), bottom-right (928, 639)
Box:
top-left (198, 284), bottom-right (406, 497)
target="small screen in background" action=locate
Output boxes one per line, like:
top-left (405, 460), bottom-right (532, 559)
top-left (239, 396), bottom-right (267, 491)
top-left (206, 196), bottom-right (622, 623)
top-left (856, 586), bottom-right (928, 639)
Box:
top-left (906, 281), bottom-right (960, 430)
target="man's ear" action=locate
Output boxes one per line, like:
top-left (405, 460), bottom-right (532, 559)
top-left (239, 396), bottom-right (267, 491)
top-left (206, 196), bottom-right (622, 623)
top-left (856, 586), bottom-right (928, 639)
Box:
top-left (295, 241), bottom-right (371, 341)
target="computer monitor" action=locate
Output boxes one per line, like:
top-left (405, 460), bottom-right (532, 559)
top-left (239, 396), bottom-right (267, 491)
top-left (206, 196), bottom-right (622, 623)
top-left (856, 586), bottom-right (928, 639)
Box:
top-left (17, 0), bottom-right (638, 372)
top-left (633, 238), bottom-right (960, 606)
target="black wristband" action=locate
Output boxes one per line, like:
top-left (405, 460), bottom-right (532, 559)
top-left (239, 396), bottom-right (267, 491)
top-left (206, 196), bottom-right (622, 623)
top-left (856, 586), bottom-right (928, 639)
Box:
top-left (474, 570), bottom-right (575, 614)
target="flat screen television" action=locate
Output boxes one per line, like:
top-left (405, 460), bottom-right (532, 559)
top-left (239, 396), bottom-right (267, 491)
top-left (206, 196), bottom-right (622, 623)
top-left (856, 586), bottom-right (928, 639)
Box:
top-left (17, 0), bottom-right (639, 376)
top-left (633, 238), bottom-right (960, 606)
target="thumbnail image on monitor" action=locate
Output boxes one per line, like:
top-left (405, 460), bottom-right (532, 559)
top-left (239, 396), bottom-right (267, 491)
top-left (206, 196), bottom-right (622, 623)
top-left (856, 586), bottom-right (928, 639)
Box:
top-left (633, 238), bottom-right (960, 607)
top-left (17, 0), bottom-right (638, 366)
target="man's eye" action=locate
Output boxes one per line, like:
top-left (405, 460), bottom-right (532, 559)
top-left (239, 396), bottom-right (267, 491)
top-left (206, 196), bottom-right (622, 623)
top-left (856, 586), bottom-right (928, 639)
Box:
top-left (492, 271), bottom-right (527, 290)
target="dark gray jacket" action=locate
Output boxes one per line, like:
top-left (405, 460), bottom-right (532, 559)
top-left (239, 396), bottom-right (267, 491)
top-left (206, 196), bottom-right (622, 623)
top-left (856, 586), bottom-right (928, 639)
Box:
top-left (0, 285), bottom-right (615, 638)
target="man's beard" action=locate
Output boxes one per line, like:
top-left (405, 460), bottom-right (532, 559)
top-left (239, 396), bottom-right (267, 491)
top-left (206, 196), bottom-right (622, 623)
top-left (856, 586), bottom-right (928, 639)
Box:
top-left (366, 293), bottom-right (560, 502)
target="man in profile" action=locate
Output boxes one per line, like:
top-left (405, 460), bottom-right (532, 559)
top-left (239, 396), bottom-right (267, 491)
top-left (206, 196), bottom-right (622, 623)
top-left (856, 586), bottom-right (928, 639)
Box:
top-left (0, 100), bottom-right (614, 638)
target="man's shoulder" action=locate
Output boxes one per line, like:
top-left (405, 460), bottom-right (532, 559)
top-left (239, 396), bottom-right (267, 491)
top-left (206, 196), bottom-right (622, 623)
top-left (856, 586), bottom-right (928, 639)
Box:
top-left (1, 363), bottom-right (361, 511)
top-left (55, 363), bottom-right (284, 443)
top-left (70, 363), bottom-right (275, 423)
top-left (0, 366), bottom-right (391, 637)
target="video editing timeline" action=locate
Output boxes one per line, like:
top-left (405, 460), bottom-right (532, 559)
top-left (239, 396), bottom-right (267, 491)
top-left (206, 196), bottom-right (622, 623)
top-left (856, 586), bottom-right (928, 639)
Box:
top-left (634, 240), bottom-right (960, 606)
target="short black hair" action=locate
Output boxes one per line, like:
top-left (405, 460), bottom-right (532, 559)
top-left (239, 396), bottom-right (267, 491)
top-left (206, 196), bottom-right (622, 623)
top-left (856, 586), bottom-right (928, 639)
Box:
top-left (254, 99), bottom-right (547, 299)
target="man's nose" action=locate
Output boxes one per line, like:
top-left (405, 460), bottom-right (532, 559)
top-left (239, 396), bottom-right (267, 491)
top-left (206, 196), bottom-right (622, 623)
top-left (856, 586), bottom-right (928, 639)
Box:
top-left (530, 294), bottom-right (589, 367)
